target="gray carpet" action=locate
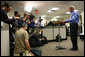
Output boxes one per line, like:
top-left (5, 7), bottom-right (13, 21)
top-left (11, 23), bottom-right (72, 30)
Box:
top-left (36, 36), bottom-right (84, 56)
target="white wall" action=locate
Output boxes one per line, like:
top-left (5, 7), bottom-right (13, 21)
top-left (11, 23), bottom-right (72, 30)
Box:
top-left (1, 23), bottom-right (10, 56)
top-left (81, 11), bottom-right (84, 34)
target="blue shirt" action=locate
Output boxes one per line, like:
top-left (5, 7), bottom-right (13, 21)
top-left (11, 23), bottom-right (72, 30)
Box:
top-left (29, 22), bottom-right (35, 28)
top-left (65, 11), bottom-right (79, 24)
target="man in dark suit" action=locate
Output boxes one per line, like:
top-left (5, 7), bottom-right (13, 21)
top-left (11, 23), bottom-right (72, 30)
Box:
top-left (1, 2), bottom-right (19, 56)
top-left (1, 2), bottom-right (19, 24)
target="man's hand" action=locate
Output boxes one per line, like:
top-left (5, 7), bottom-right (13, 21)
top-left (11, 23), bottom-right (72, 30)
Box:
top-left (14, 17), bottom-right (20, 20)
top-left (29, 52), bottom-right (34, 56)
top-left (23, 14), bottom-right (29, 21)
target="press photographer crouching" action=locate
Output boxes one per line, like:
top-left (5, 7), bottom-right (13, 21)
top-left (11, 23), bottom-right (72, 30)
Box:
top-left (28, 16), bottom-right (48, 47)
top-left (13, 22), bottom-right (34, 56)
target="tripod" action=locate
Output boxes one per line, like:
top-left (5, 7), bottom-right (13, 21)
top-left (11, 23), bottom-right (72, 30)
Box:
top-left (55, 24), bottom-right (66, 50)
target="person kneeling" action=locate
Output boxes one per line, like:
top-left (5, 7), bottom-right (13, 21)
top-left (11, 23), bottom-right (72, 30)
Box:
top-left (13, 22), bottom-right (34, 56)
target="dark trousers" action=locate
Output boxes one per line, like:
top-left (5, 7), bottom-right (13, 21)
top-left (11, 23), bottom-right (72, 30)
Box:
top-left (70, 23), bottom-right (78, 49)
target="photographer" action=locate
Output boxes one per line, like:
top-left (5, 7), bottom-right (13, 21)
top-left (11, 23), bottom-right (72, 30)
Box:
top-left (13, 22), bottom-right (34, 56)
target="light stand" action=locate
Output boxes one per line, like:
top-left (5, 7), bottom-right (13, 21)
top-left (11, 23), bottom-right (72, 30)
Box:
top-left (56, 24), bottom-right (66, 50)
top-left (52, 24), bottom-right (56, 40)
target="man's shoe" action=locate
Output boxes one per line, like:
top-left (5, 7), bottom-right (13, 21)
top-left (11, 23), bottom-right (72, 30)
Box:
top-left (70, 48), bottom-right (78, 51)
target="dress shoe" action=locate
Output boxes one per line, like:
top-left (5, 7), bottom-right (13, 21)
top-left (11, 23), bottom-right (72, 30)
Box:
top-left (70, 48), bottom-right (78, 51)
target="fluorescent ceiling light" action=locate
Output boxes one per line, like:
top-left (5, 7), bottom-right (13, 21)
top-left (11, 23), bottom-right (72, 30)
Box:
top-left (51, 8), bottom-right (59, 10)
top-left (48, 7), bottom-right (59, 12)
top-left (24, 4), bottom-right (34, 12)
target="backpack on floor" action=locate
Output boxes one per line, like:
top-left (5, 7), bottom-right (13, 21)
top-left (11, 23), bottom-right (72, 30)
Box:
top-left (29, 35), bottom-right (42, 47)
top-left (31, 48), bottom-right (42, 56)
top-left (41, 36), bottom-right (48, 44)
top-left (56, 35), bottom-right (62, 42)
top-left (29, 37), bottom-right (37, 47)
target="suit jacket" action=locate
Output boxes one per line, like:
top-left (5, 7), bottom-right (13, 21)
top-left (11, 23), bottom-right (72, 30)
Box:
top-left (1, 9), bottom-right (15, 24)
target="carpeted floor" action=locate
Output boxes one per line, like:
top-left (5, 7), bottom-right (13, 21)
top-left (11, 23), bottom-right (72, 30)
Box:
top-left (36, 36), bottom-right (84, 56)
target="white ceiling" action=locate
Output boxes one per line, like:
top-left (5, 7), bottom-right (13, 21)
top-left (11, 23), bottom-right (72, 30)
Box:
top-left (2, 1), bottom-right (84, 21)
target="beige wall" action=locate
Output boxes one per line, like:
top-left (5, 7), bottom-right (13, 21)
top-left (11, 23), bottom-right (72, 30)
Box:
top-left (1, 23), bottom-right (10, 56)
top-left (81, 11), bottom-right (84, 34)
top-left (82, 11), bottom-right (84, 34)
